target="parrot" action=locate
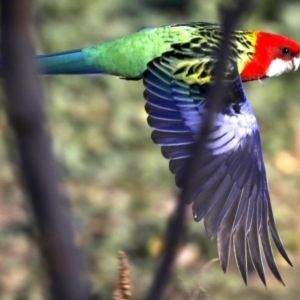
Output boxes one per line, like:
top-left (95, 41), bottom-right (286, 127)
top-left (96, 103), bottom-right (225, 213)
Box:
top-left (33, 22), bottom-right (300, 285)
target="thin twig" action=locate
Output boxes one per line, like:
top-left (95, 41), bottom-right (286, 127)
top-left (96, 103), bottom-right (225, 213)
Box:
top-left (0, 1), bottom-right (90, 299)
top-left (144, 1), bottom-right (254, 299)
top-left (113, 251), bottom-right (132, 300)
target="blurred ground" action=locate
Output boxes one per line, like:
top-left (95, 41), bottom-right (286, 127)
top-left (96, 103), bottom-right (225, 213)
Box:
top-left (1, 0), bottom-right (300, 299)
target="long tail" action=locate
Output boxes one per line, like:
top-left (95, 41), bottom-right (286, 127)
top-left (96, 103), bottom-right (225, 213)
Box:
top-left (37, 49), bottom-right (103, 75)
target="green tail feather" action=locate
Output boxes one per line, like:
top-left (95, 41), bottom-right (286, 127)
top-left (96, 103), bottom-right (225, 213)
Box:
top-left (37, 49), bottom-right (103, 75)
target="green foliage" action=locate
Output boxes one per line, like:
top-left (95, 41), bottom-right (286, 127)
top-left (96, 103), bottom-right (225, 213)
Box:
top-left (1, 0), bottom-right (300, 299)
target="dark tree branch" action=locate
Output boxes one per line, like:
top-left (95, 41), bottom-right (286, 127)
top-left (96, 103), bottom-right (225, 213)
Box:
top-left (0, 1), bottom-right (90, 299)
top-left (142, 0), bottom-right (193, 14)
top-left (144, 1), bottom-right (255, 299)
top-left (181, 0), bottom-right (255, 201)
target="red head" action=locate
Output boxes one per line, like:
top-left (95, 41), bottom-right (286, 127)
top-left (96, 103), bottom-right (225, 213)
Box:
top-left (241, 32), bottom-right (300, 81)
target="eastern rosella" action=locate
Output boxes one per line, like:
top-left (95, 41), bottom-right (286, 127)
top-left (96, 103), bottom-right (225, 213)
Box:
top-left (33, 22), bottom-right (300, 284)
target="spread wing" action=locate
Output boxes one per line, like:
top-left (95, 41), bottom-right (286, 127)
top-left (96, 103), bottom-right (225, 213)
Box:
top-left (142, 50), bottom-right (292, 285)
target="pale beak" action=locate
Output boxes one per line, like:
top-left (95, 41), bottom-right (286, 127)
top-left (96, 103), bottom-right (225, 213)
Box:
top-left (292, 55), bottom-right (300, 71)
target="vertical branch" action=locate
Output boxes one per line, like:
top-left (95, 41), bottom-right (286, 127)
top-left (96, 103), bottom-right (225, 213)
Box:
top-left (0, 1), bottom-right (90, 299)
top-left (144, 1), bottom-right (255, 299)
top-left (182, 1), bottom-right (255, 199)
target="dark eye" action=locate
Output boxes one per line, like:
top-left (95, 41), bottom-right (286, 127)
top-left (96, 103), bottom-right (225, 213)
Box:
top-left (281, 47), bottom-right (291, 55)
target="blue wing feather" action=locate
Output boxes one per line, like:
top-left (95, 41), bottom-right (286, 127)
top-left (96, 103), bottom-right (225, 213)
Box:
top-left (143, 53), bottom-right (291, 285)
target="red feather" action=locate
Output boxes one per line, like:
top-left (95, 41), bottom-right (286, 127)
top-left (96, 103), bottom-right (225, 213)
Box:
top-left (241, 32), bottom-right (300, 81)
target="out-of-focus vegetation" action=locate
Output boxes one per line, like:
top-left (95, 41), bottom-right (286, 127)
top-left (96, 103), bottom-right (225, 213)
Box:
top-left (1, 0), bottom-right (300, 299)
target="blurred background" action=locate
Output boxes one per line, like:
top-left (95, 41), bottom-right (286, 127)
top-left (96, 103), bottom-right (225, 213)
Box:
top-left (1, 0), bottom-right (300, 299)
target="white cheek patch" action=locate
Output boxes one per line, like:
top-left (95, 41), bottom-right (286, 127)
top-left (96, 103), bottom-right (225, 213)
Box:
top-left (266, 58), bottom-right (295, 77)
top-left (266, 57), bottom-right (300, 78)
